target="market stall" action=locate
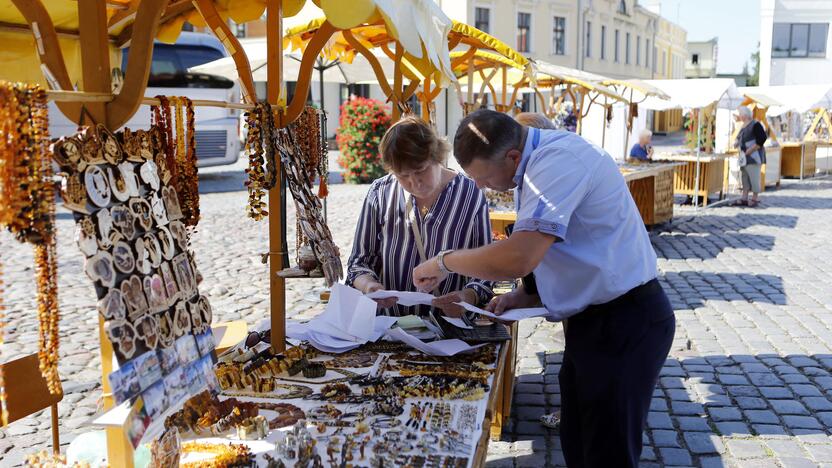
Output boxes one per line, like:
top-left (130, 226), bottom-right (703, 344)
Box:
top-left (0, 1), bottom-right (521, 467)
top-left (755, 84), bottom-right (832, 178)
top-left (644, 78), bottom-right (745, 207)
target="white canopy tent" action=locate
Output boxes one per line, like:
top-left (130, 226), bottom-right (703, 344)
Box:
top-left (640, 79), bottom-right (745, 209)
top-left (641, 78), bottom-right (745, 111)
top-left (751, 84), bottom-right (832, 117)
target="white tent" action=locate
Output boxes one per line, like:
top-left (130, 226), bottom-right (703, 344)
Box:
top-left (641, 78), bottom-right (744, 111)
top-left (749, 84), bottom-right (832, 117)
top-left (190, 37), bottom-right (392, 84)
top-left (638, 79), bottom-right (745, 209)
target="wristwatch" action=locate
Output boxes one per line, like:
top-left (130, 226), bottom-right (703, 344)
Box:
top-left (437, 250), bottom-right (454, 275)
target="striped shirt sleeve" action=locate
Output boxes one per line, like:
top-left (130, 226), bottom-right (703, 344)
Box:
top-left (346, 181), bottom-right (382, 286)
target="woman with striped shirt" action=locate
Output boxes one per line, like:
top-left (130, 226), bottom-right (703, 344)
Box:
top-left (346, 116), bottom-right (494, 317)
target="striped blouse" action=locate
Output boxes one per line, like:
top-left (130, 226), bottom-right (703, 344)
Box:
top-left (346, 173), bottom-right (494, 316)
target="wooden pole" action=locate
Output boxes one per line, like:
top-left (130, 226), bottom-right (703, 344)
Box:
top-left (267, 0), bottom-right (286, 353)
top-left (78, 0), bottom-right (111, 124)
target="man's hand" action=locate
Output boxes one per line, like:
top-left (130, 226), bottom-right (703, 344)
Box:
top-left (432, 289), bottom-right (477, 318)
top-left (364, 282), bottom-right (397, 309)
top-left (486, 287), bottom-right (540, 317)
top-left (413, 257), bottom-right (447, 292)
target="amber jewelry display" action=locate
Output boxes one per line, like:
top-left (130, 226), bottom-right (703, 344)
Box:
top-left (169, 97), bottom-right (200, 227)
top-left (276, 124), bottom-right (342, 285)
top-left (255, 402), bottom-right (306, 429)
top-left (151, 96), bottom-right (177, 182)
top-left (180, 441), bottom-right (254, 468)
top-left (302, 362), bottom-right (326, 378)
top-left (0, 82), bottom-right (61, 395)
top-left (396, 361), bottom-right (493, 381)
top-left (243, 102), bottom-right (268, 220)
top-left (222, 383), bottom-right (313, 400)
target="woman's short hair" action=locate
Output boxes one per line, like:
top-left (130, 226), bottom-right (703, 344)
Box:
top-left (515, 112), bottom-right (556, 130)
top-left (380, 116), bottom-right (450, 173)
top-left (639, 129), bottom-right (653, 139)
top-left (737, 106), bottom-right (753, 119)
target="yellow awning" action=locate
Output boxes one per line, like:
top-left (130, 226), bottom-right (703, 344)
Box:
top-left (449, 21), bottom-right (528, 68)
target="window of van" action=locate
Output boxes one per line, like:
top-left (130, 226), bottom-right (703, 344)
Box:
top-left (122, 44), bottom-right (233, 89)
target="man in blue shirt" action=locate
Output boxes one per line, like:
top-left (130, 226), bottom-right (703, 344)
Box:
top-left (629, 129), bottom-right (654, 161)
top-left (414, 110), bottom-right (675, 467)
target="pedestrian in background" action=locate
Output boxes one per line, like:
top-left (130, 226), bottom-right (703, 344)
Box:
top-left (733, 106), bottom-right (767, 207)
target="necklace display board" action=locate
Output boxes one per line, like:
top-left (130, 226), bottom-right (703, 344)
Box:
top-left (52, 123), bottom-right (219, 446)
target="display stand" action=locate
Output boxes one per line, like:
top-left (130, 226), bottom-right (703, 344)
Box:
top-left (654, 153), bottom-right (728, 207)
top-left (622, 164), bottom-right (679, 226)
top-left (781, 141), bottom-right (817, 179)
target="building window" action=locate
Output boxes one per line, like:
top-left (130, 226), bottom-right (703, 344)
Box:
top-left (475, 7), bottom-right (490, 34)
top-left (618, 0), bottom-right (627, 15)
top-left (692, 53), bottom-right (699, 64)
top-left (601, 25), bottom-right (607, 60)
top-left (585, 21), bottom-right (591, 58)
top-left (517, 12), bottom-right (531, 53)
top-left (646, 39), bottom-right (651, 68)
top-left (772, 23), bottom-right (829, 58)
top-left (625, 32), bottom-right (631, 64)
top-left (553, 16), bottom-right (566, 55)
top-left (614, 29), bottom-right (620, 63)
top-left (662, 50), bottom-right (667, 75)
top-left (636, 36), bottom-right (641, 65)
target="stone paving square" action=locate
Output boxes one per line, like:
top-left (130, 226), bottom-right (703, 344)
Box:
top-left (2, 170), bottom-right (832, 467)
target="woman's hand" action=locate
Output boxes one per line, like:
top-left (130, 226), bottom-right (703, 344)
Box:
top-left (432, 289), bottom-right (477, 318)
top-left (486, 287), bottom-right (540, 318)
top-left (413, 257), bottom-right (447, 292)
top-left (364, 282), bottom-right (398, 309)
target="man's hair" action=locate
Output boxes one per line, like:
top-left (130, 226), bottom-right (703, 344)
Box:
top-left (453, 109), bottom-right (523, 167)
top-left (515, 112), bottom-right (556, 130)
top-left (639, 128), bottom-right (653, 139)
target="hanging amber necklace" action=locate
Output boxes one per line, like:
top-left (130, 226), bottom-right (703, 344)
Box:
top-left (0, 81), bottom-right (60, 395)
top-left (244, 102), bottom-right (268, 220)
top-left (170, 97), bottom-right (200, 227)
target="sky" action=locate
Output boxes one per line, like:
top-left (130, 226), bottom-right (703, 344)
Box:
top-left (652, 0), bottom-right (760, 74)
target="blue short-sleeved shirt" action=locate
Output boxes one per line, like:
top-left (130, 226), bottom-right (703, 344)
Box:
top-left (629, 143), bottom-right (650, 160)
top-left (513, 128), bottom-right (658, 320)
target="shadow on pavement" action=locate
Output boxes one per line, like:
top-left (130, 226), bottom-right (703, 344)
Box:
top-left (498, 351), bottom-right (832, 467)
top-left (660, 272), bottom-right (786, 309)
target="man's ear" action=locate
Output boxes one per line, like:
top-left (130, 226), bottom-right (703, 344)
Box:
top-left (507, 149), bottom-right (523, 167)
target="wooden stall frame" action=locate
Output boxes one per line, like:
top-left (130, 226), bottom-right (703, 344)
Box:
top-left (5, 2), bottom-right (526, 465)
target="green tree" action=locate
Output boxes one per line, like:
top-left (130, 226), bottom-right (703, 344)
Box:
top-left (747, 42), bottom-right (760, 86)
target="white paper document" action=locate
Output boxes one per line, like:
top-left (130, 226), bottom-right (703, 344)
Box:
top-left (287, 285), bottom-right (401, 353)
top-left (441, 315), bottom-right (473, 329)
top-left (367, 289), bottom-right (436, 307)
top-left (386, 327), bottom-right (484, 356)
top-left (454, 302), bottom-right (549, 321)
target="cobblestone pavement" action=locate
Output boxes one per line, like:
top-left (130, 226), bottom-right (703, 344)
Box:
top-left (1, 168), bottom-right (831, 467)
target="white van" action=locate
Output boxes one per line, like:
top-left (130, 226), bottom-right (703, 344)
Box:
top-left (49, 32), bottom-right (241, 167)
